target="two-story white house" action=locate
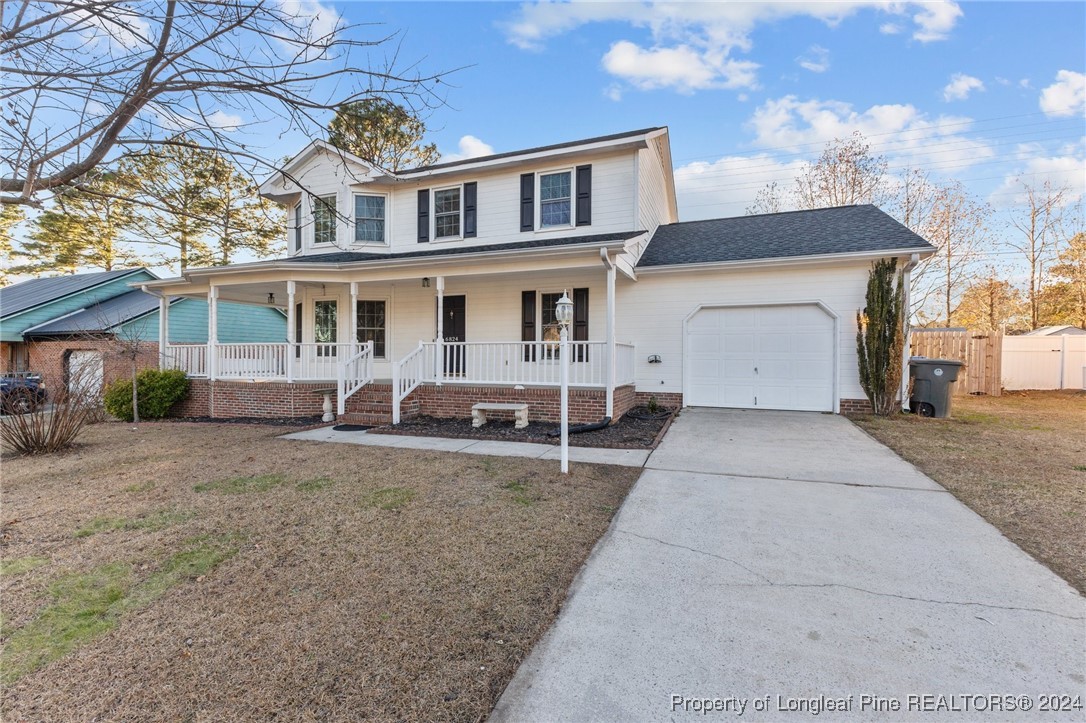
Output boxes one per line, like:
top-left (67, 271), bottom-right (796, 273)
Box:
top-left (142, 127), bottom-right (934, 424)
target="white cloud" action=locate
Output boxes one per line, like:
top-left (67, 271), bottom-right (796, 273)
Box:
top-left (879, 22), bottom-right (902, 35)
top-left (797, 45), bottom-right (830, 73)
top-left (602, 40), bottom-right (758, 93)
top-left (1039, 70), bottom-right (1086, 117)
top-left (604, 84), bottom-right (623, 102)
top-left (942, 73), bottom-right (985, 102)
top-left (149, 107), bottom-right (245, 133)
top-left (443, 135), bottom-right (495, 162)
top-left (674, 153), bottom-right (808, 220)
top-left (989, 150), bottom-right (1086, 209)
top-left (503, 2), bottom-right (962, 95)
top-left (746, 94), bottom-right (994, 169)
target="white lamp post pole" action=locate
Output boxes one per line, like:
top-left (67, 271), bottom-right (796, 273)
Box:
top-left (556, 292), bottom-right (574, 474)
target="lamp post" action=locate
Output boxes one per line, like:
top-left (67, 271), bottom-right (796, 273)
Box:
top-left (555, 292), bottom-right (574, 474)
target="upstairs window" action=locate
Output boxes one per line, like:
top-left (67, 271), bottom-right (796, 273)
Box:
top-left (434, 187), bottom-right (461, 239)
top-left (539, 171), bottom-right (571, 228)
top-left (354, 194), bottom-right (386, 244)
top-left (313, 195), bottom-right (337, 245)
top-left (293, 203), bottom-right (302, 252)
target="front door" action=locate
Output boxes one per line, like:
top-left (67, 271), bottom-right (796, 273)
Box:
top-left (440, 295), bottom-right (466, 375)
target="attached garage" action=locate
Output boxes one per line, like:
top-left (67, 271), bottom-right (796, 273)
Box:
top-left (684, 303), bottom-right (837, 412)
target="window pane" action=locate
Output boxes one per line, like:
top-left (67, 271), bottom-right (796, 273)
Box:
top-left (541, 292), bottom-right (562, 359)
top-left (294, 204), bottom-right (302, 250)
top-left (313, 195), bottom-right (337, 244)
top-left (435, 213), bottom-right (460, 238)
top-left (314, 300), bottom-right (337, 344)
top-left (356, 300), bottom-right (386, 358)
top-left (541, 200), bottom-right (571, 227)
top-left (434, 188), bottom-right (460, 213)
top-left (540, 172), bottom-right (571, 201)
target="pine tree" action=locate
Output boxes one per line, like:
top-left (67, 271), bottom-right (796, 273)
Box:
top-left (204, 154), bottom-right (285, 265)
top-left (857, 258), bottom-right (906, 416)
top-left (327, 99), bottom-right (440, 171)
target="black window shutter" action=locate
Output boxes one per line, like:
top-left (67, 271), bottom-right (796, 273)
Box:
top-left (575, 165), bottom-right (592, 226)
top-left (573, 287), bottom-right (589, 361)
top-left (519, 173), bottom-right (534, 232)
top-left (521, 290), bottom-right (536, 361)
top-left (463, 182), bottom-right (477, 238)
top-left (417, 189), bottom-right (429, 242)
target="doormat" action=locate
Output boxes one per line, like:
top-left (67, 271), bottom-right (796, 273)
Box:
top-left (332, 424), bottom-right (373, 432)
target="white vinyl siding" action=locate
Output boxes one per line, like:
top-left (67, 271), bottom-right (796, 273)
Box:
top-left (637, 136), bottom-right (672, 235)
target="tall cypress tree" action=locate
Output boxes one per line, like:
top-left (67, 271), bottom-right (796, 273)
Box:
top-left (857, 258), bottom-right (907, 416)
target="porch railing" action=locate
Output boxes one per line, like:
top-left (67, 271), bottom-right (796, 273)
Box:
top-left (337, 342), bottom-right (374, 415)
top-left (165, 342), bottom-right (364, 382)
top-left (164, 344), bottom-right (207, 377)
top-left (423, 341), bottom-right (614, 387)
top-left (391, 342), bottom-right (427, 424)
top-left (615, 342), bottom-right (636, 386)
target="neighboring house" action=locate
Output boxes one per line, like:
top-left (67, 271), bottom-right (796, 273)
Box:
top-left (1024, 325), bottom-right (1086, 336)
top-left (0, 268), bottom-right (287, 396)
top-left (141, 127), bottom-right (935, 423)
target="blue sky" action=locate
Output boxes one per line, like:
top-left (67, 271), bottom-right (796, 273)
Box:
top-left (278, 0), bottom-right (1085, 226)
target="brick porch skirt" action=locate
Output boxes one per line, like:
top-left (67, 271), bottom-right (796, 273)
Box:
top-left (172, 379), bottom-right (641, 424)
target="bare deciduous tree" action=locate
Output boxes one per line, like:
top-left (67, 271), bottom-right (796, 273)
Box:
top-left (745, 181), bottom-right (786, 216)
top-left (1007, 180), bottom-right (1067, 330)
top-left (1, 1), bottom-right (449, 205)
top-left (915, 181), bottom-right (989, 326)
top-left (794, 132), bottom-right (889, 210)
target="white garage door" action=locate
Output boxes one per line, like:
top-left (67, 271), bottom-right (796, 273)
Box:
top-left (686, 305), bottom-right (835, 412)
top-left (69, 350), bottom-right (104, 399)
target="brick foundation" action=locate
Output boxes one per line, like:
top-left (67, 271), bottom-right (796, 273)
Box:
top-left (172, 378), bottom-right (333, 418)
top-left (411, 383), bottom-right (637, 424)
top-left (633, 391), bottom-right (684, 410)
top-left (839, 398), bottom-right (873, 415)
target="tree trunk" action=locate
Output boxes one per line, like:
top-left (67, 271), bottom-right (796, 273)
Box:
top-left (131, 357), bottom-right (140, 424)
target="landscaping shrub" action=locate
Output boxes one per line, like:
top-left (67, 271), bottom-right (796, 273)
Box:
top-left (856, 258), bottom-right (906, 416)
top-left (103, 369), bottom-right (189, 422)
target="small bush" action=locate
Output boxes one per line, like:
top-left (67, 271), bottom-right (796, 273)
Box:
top-left (103, 369), bottom-right (189, 422)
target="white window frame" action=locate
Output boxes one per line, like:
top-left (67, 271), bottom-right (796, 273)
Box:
top-left (352, 192), bottom-right (390, 246)
top-left (431, 183), bottom-right (463, 242)
top-left (355, 297), bottom-right (390, 360)
top-left (292, 201), bottom-right (303, 255)
top-left (535, 167), bottom-right (575, 232)
top-left (312, 193), bottom-right (338, 246)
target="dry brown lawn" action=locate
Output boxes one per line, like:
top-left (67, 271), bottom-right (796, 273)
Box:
top-left (0, 422), bottom-right (639, 721)
top-left (853, 391), bottom-right (1085, 594)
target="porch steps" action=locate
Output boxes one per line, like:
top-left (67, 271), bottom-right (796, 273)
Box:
top-left (339, 383), bottom-right (419, 425)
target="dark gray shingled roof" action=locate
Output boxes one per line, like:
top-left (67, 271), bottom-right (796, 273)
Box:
top-left (0, 268), bottom-right (148, 319)
top-left (638, 205), bottom-right (934, 268)
top-left (282, 230), bottom-right (644, 264)
top-left (399, 127), bottom-right (664, 173)
top-left (23, 290), bottom-right (169, 336)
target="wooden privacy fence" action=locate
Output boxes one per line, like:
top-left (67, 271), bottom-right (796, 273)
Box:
top-left (910, 328), bottom-right (1002, 396)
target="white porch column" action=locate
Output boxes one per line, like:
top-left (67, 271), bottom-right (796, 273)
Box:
top-left (207, 285), bottom-right (219, 380)
top-left (605, 261), bottom-right (617, 418)
top-left (286, 280), bottom-right (296, 383)
top-left (435, 276), bottom-right (445, 385)
top-left (158, 296), bottom-right (169, 369)
top-left (349, 281), bottom-right (359, 350)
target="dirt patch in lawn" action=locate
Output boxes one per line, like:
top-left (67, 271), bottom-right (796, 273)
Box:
top-left (1, 422), bottom-right (639, 721)
top-left (369, 408), bottom-right (674, 449)
top-left (852, 391), bottom-right (1085, 594)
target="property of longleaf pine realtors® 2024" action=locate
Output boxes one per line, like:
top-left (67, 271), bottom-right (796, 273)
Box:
top-left (668, 694), bottom-right (1072, 715)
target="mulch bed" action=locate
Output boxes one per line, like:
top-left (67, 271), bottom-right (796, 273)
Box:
top-left (369, 407), bottom-right (675, 449)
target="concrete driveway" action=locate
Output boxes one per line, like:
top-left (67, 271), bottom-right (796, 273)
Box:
top-left (492, 409), bottom-right (1085, 721)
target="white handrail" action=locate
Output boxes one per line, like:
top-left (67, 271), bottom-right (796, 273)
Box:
top-left (615, 342), bottom-right (636, 386)
top-left (337, 342), bottom-right (374, 415)
top-left (392, 342), bottom-right (427, 424)
top-left (163, 344), bottom-right (207, 377)
top-left (420, 341), bottom-right (608, 387)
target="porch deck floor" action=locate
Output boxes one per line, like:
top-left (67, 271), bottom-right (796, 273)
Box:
top-left (279, 427), bottom-right (651, 467)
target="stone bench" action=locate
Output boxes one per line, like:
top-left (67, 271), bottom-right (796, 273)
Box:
top-left (472, 402), bottom-right (529, 429)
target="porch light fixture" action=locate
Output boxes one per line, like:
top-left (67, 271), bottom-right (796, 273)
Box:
top-left (267, 293), bottom-right (276, 305)
top-left (422, 277), bottom-right (431, 288)
top-left (556, 291), bottom-right (574, 474)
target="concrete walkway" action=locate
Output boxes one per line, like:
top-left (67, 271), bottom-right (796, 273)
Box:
top-left (280, 425), bottom-right (651, 467)
top-left (492, 408), bottom-right (1086, 722)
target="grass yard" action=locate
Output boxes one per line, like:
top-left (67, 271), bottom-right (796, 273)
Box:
top-left (0, 422), bottom-right (640, 721)
top-left (853, 391), bottom-right (1085, 594)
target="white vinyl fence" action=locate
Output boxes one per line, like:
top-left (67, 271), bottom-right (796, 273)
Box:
top-left (1002, 335), bottom-right (1086, 390)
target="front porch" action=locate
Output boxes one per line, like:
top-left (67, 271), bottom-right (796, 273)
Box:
top-left (152, 249), bottom-right (638, 424)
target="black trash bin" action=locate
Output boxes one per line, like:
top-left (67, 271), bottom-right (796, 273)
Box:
top-left (909, 357), bottom-right (963, 418)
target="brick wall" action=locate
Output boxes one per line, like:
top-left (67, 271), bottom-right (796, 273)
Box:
top-left (633, 390), bottom-right (684, 410)
top-left (413, 384), bottom-right (637, 424)
top-left (839, 398), bottom-right (873, 415)
top-left (172, 378), bottom-right (331, 418)
top-left (26, 338), bottom-right (160, 392)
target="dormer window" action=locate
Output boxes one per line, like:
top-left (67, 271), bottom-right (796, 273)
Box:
top-left (539, 171), bottom-right (572, 228)
top-left (313, 195), bottom-right (337, 245)
top-left (434, 186), bottom-right (461, 239)
top-left (354, 194), bottom-right (386, 244)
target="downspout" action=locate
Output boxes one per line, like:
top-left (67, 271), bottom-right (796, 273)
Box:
top-left (900, 254), bottom-right (920, 412)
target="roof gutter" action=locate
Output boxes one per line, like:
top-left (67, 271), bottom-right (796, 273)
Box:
top-left (636, 246), bottom-right (936, 274)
